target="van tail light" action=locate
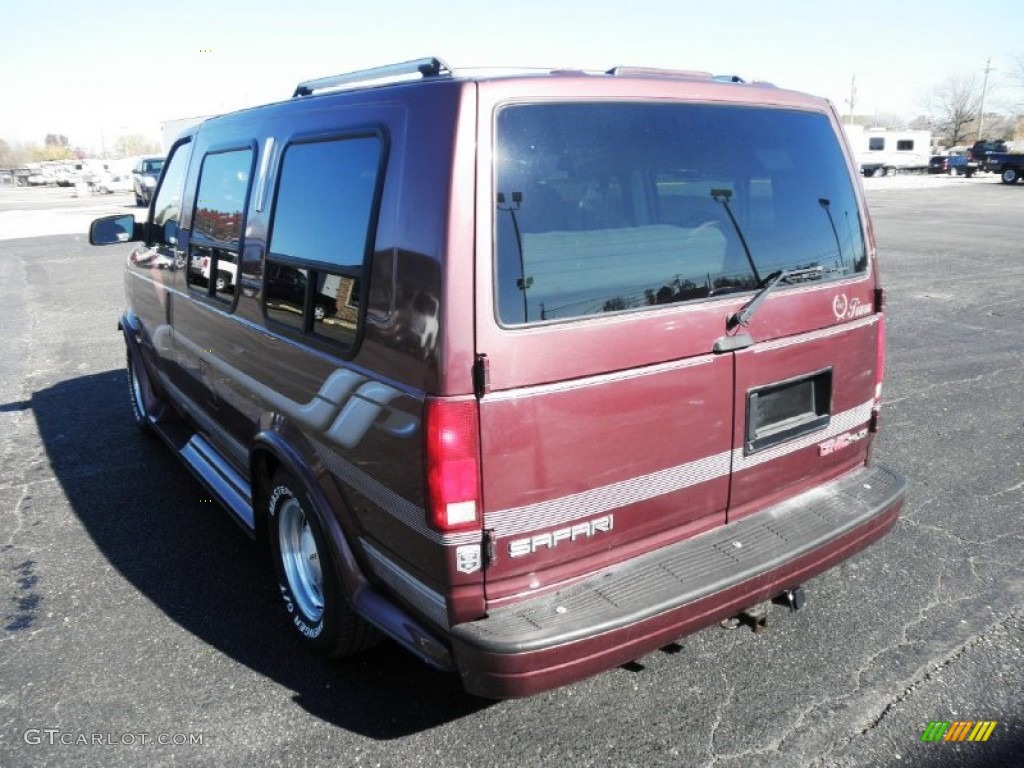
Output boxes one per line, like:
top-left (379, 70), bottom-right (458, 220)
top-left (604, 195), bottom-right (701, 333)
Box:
top-left (425, 397), bottom-right (481, 532)
top-left (871, 290), bottom-right (887, 432)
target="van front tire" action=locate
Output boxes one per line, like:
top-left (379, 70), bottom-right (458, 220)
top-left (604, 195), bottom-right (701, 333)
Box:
top-left (127, 350), bottom-right (159, 433)
top-left (267, 469), bottom-right (379, 657)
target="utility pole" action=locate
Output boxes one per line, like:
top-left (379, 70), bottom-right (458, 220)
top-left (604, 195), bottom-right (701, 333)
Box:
top-left (976, 58), bottom-right (994, 140)
top-left (846, 75), bottom-right (857, 125)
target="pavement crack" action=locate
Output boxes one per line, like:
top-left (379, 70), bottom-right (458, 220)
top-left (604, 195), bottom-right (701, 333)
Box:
top-left (899, 513), bottom-right (1024, 547)
top-left (851, 609), bottom-right (1023, 740)
top-left (3, 484), bottom-right (31, 550)
top-left (884, 366), bottom-right (1022, 405)
top-left (702, 672), bottom-right (736, 768)
top-left (986, 479), bottom-right (1024, 499)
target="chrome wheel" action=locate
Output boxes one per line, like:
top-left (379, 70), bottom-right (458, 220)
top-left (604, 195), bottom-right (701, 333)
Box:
top-left (278, 497), bottom-right (324, 622)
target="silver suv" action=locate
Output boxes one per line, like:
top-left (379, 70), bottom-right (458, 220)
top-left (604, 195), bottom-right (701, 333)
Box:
top-left (131, 155), bottom-right (165, 207)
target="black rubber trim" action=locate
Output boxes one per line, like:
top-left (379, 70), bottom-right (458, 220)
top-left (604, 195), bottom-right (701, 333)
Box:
top-left (453, 463), bottom-right (906, 654)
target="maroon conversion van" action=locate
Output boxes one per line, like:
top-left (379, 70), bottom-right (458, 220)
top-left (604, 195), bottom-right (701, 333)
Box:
top-left (90, 58), bottom-right (906, 699)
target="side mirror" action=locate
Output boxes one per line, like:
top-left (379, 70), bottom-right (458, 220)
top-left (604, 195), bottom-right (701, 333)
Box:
top-left (89, 214), bottom-right (142, 245)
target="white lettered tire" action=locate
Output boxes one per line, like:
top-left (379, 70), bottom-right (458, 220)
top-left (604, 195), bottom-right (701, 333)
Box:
top-left (126, 350), bottom-right (160, 433)
top-left (267, 469), bottom-right (379, 656)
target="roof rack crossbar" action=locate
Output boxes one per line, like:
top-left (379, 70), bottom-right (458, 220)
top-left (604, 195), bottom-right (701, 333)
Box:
top-left (293, 56), bottom-right (451, 97)
top-left (606, 67), bottom-right (753, 85)
top-left (606, 66), bottom-right (713, 80)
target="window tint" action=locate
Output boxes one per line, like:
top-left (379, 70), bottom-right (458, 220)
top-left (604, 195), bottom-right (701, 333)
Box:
top-left (188, 148), bottom-right (253, 301)
top-left (270, 137), bottom-right (380, 269)
top-left (193, 150), bottom-right (251, 244)
top-left (868, 137), bottom-right (885, 151)
top-left (494, 103), bottom-right (867, 325)
top-left (896, 139), bottom-right (914, 151)
top-left (265, 135), bottom-right (383, 348)
top-left (150, 141), bottom-right (191, 247)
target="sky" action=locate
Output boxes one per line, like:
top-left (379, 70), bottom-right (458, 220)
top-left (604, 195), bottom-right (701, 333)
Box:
top-left (1, 0), bottom-right (1022, 153)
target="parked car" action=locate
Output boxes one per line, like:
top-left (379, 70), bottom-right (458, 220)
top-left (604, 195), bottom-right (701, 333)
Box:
top-left (89, 57), bottom-right (906, 699)
top-left (928, 154), bottom-right (976, 177)
top-left (94, 172), bottom-right (134, 194)
top-left (195, 250), bottom-right (237, 293)
top-left (131, 155), bottom-right (165, 206)
top-left (265, 263), bottom-right (339, 320)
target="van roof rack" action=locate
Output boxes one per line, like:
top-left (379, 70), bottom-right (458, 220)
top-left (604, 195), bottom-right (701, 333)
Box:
top-left (293, 56), bottom-right (451, 97)
top-left (606, 66), bottom-right (713, 80)
top-left (606, 67), bottom-right (754, 85)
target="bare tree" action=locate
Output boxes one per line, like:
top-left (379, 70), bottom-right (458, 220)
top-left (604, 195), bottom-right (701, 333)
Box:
top-left (0, 139), bottom-right (16, 168)
top-left (112, 134), bottom-right (162, 158)
top-left (926, 74), bottom-right (981, 145)
top-left (977, 112), bottom-right (1016, 141)
top-left (1010, 53), bottom-right (1024, 113)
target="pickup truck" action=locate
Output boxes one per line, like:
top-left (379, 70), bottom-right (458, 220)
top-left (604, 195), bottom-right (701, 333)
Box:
top-left (983, 152), bottom-right (1024, 184)
top-left (194, 252), bottom-right (238, 291)
top-left (968, 139), bottom-right (1007, 169)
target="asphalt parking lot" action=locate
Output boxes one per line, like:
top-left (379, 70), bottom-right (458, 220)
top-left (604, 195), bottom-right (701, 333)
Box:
top-left (0, 177), bottom-right (1021, 767)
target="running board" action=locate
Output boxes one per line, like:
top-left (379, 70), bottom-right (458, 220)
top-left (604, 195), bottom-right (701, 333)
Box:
top-left (157, 425), bottom-right (254, 533)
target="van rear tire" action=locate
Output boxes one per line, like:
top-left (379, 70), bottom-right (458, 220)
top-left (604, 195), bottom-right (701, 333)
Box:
top-left (267, 469), bottom-right (380, 657)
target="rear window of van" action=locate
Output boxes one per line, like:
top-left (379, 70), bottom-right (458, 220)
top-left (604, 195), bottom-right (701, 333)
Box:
top-left (494, 102), bottom-right (866, 325)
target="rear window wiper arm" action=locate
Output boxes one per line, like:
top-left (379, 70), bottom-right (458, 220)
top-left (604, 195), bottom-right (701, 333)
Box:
top-left (728, 265), bottom-right (825, 329)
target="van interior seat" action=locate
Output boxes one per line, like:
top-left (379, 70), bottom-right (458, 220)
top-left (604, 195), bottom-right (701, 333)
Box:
top-left (515, 182), bottom-right (571, 233)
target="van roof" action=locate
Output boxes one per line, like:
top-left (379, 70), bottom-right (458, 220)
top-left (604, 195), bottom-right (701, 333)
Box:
top-left (289, 56), bottom-right (779, 98)
top-left (177, 56), bottom-right (827, 143)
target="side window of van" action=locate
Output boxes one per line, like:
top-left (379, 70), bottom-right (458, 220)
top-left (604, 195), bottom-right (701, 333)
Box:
top-left (265, 135), bottom-right (383, 350)
top-left (150, 140), bottom-right (191, 248)
top-left (187, 148), bottom-right (254, 302)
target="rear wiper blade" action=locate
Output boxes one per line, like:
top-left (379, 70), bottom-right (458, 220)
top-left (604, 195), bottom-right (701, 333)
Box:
top-left (728, 265), bottom-right (825, 329)
top-left (711, 188), bottom-right (761, 286)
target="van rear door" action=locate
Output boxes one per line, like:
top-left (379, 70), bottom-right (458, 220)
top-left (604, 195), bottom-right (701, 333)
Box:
top-left (712, 131), bottom-right (880, 520)
top-left (471, 83), bottom-right (874, 604)
top-left (727, 291), bottom-right (881, 521)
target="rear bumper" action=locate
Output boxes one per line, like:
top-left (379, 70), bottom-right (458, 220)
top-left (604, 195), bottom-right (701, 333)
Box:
top-left (451, 463), bottom-right (907, 698)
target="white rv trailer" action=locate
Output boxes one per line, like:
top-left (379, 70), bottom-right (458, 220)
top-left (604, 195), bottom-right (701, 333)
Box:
top-left (843, 125), bottom-right (932, 177)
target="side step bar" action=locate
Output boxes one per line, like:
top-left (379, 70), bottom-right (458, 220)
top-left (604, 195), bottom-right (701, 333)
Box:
top-left (150, 415), bottom-right (255, 534)
top-left (179, 435), bottom-right (254, 530)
